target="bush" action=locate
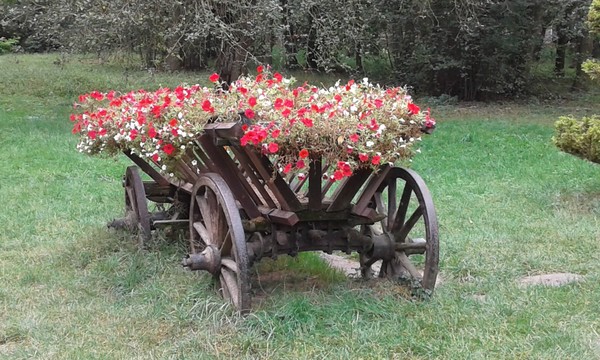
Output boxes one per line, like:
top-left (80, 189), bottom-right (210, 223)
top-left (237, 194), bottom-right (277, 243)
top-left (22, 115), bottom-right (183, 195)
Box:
top-left (0, 37), bottom-right (18, 54)
top-left (553, 115), bottom-right (600, 163)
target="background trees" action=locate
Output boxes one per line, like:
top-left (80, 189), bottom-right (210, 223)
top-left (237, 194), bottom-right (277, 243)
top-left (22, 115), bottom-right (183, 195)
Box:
top-left (1, 0), bottom-right (596, 100)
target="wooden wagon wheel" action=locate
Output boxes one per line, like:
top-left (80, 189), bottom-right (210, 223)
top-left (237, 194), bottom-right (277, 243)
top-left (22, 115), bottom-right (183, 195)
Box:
top-left (360, 167), bottom-right (439, 292)
top-left (189, 173), bottom-right (251, 313)
top-left (124, 166), bottom-right (152, 248)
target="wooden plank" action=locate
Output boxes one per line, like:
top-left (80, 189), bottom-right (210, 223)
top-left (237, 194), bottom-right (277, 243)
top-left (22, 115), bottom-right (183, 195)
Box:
top-left (191, 142), bottom-right (217, 172)
top-left (174, 158), bottom-right (199, 184)
top-left (326, 168), bottom-right (372, 212)
top-left (197, 135), bottom-right (262, 219)
top-left (123, 150), bottom-right (170, 186)
top-left (204, 122), bottom-right (243, 141)
top-left (230, 146), bottom-right (277, 208)
top-left (185, 148), bottom-right (209, 173)
top-left (258, 206), bottom-right (300, 227)
top-left (242, 147), bottom-right (303, 212)
top-left (222, 147), bottom-right (264, 207)
top-left (351, 165), bottom-right (392, 217)
top-left (308, 157), bottom-right (322, 211)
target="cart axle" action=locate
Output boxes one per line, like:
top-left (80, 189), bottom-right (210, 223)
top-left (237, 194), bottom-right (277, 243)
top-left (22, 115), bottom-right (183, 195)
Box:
top-left (182, 245), bottom-right (221, 275)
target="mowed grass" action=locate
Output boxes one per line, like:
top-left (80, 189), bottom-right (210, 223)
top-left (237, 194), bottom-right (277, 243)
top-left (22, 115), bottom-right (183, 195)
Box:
top-left (1, 53), bottom-right (600, 359)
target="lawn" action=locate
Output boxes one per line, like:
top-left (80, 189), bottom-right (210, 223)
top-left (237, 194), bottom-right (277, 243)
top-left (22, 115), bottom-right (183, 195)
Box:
top-left (1, 53), bottom-right (600, 359)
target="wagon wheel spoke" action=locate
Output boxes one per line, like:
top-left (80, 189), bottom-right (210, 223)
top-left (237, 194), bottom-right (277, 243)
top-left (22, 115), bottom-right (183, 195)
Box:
top-left (123, 166), bottom-right (151, 249)
top-left (359, 167), bottom-right (439, 292)
top-left (192, 221), bottom-right (212, 247)
top-left (387, 180), bottom-right (397, 229)
top-left (188, 173), bottom-right (251, 313)
top-left (391, 183), bottom-right (412, 233)
top-left (396, 252), bottom-right (422, 279)
top-left (394, 205), bottom-right (424, 242)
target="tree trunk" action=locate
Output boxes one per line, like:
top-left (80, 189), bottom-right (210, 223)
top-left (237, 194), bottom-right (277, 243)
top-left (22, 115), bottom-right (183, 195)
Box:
top-left (555, 30), bottom-right (568, 77)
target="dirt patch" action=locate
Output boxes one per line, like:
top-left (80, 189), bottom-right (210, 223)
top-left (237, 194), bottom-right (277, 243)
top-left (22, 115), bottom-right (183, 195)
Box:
top-left (518, 273), bottom-right (584, 287)
top-left (318, 253), bottom-right (375, 278)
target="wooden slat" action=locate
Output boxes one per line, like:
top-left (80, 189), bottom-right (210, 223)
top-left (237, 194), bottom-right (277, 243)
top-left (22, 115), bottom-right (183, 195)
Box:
top-left (185, 148), bottom-right (209, 173)
top-left (123, 150), bottom-right (170, 186)
top-left (242, 147), bottom-right (303, 212)
top-left (230, 146), bottom-right (277, 208)
top-left (191, 143), bottom-right (217, 172)
top-left (197, 135), bottom-right (262, 219)
top-left (326, 168), bottom-right (372, 212)
top-left (351, 165), bottom-right (392, 217)
top-left (308, 157), bottom-right (322, 211)
top-left (223, 148), bottom-right (264, 207)
top-left (258, 206), bottom-right (300, 227)
top-left (204, 122), bottom-right (243, 141)
top-left (174, 158), bottom-right (199, 184)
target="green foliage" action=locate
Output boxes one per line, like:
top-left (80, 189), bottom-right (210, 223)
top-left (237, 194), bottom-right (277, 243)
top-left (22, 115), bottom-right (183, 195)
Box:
top-left (554, 115), bottom-right (600, 163)
top-left (0, 0), bottom-right (594, 99)
top-left (0, 37), bottom-right (18, 54)
top-left (589, 0), bottom-right (600, 34)
top-left (583, 59), bottom-right (600, 80)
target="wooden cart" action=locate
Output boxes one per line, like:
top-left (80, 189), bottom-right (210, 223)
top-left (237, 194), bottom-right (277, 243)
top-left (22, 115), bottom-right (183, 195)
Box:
top-left (111, 122), bottom-right (439, 313)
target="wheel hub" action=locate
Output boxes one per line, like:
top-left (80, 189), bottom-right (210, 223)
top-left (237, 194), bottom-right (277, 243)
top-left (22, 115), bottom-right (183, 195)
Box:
top-left (182, 245), bottom-right (221, 275)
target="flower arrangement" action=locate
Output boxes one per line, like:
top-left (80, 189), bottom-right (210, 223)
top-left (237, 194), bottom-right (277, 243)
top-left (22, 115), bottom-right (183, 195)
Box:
top-left (71, 67), bottom-right (436, 181)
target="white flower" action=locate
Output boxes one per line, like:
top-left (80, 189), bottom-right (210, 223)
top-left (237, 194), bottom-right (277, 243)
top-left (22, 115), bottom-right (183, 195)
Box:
top-left (180, 145), bottom-right (186, 150)
top-left (162, 165), bottom-right (167, 171)
top-left (366, 141), bottom-right (374, 147)
top-left (178, 112), bottom-right (183, 119)
top-left (191, 160), bottom-right (198, 166)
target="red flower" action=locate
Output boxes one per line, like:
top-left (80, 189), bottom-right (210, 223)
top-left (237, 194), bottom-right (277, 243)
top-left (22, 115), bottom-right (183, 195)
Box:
top-left (299, 149), bottom-right (309, 159)
top-left (301, 118), bottom-right (313, 128)
top-left (88, 131), bottom-right (97, 140)
top-left (283, 163), bottom-right (292, 174)
top-left (371, 155), bottom-right (381, 165)
top-left (350, 134), bottom-right (359, 143)
top-left (333, 170), bottom-right (344, 181)
top-left (273, 72), bottom-right (283, 83)
top-left (408, 102), bottom-right (420, 115)
top-left (163, 144), bottom-right (175, 155)
top-left (201, 99), bottom-right (214, 113)
top-left (209, 73), bottom-right (220, 82)
top-left (374, 99), bottom-right (383, 108)
top-left (90, 91), bottom-right (104, 101)
top-left (359, 153), bottom-right (369, 162)
top-left (271, 129), bottom-right (281, 138)
top-left (248, 97), bottom-right (257, 107)
top-left (245, 109), bottom-right (255, 119)
top-left (274, 98), bottom-right (284, 110)
top-left (281, 108), bottom-right (291, 118)
top-left (148, 126), bottom-right (157, 138)
top-left (130, 129), bottom-right (138, 140)
top-left (268, 142), bottom-right (279, 153)
top-left (296, 160), bottom-right (306, 169)
top-left (151, 154), bottom-right (159, 162)
top-left (169, 118), bottom-right (178, 127)
top-left (257, 65), bottom-right (264, 73)
top-left (284, 99), bottom-right (294, 108)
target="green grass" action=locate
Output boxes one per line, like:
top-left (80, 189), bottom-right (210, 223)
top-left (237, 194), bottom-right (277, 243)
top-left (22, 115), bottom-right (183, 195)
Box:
top-left (2, 53), bottom-right (600, 359)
